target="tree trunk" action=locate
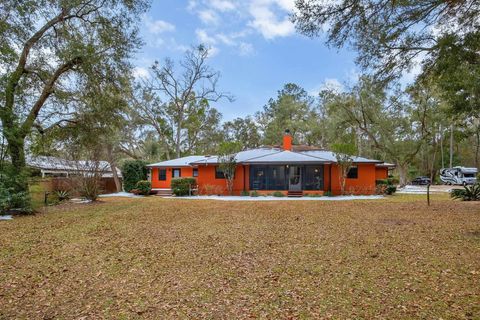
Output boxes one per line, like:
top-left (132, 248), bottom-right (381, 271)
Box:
top-left (106, 146), bottom-right (122, 192)
top-left (5, 136), bottom-right (28, 192)
top-left (475, 129), bottom-right (480, 169)
top-left (175, 117), bottom-right (183, 159)
top-left (449, 123), bottom-right (454, 168)
top-left (440, 125), bottom-right (444, 169)
top-left (397, 163), bottom-right (408, 187)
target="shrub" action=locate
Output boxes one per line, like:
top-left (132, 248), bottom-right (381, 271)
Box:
top-left (324, 191), bottom-right (333, 197)
top-left (240, 190), bottom-right (249, 196)
top-left (250, 191), bottom-right (259, 197)
top-left (135, 180), bottom-right (151, 196)
top-left (450, 184), bottom-right (480, 201)
top-left (376, 179), bottom-right (389, 186)
top-left (375, 179), bottom-right (397, 195)
top-left (272, 191), bottom-right (285, 197)
top-left (0, 173), bottom-right (32, 214)
top-left (55, 190), bottom-right (70, 201)
top-left (385, 185), bottom-right (397, 195)
top-left (171, 178), bottom-right (197, 196)
top-left (121, 160), bottom-right (148, 192)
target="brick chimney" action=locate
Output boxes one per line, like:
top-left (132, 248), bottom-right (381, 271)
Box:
top-left (283, 129), bottom-right (292, 151)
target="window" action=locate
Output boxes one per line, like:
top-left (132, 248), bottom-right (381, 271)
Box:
top-left (250, 166), bottom-right (267, 190)
top-left (267, 166), bottom-right (287, 190)
top-left (158, 169), bottom-right (167, 181)
top-left (172, 168), bottom-right (181, 178)
top-left (347, 166), bottom-right (358, 179)
top-left (215, 166), bottom-right (225, 179)
top-left (304, 166), bottom-right (324, 190)
top-left (193, 168), bottom-right (198, 177)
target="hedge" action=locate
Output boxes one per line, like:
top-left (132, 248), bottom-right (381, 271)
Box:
top-left (121, 160), bottom-right (148, 192)
top-left (171, 177), bottom-right (196, 196)
top-left (135, 180), bottom-right (152, 196)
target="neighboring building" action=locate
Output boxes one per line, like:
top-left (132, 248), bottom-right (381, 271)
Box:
top-left (27, 156), bottom-right (121, 178)
top-left (147, 132), bottom-right (392, 196)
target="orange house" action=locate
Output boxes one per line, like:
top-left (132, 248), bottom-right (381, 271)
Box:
top-left (147, 133), bottom-right (392, 196)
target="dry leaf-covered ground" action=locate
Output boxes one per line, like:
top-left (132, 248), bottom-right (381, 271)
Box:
top-left (0, 194), bottom-right (479, 319)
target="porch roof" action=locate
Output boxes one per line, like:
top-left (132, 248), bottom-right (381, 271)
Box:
top-left (241, 150), bottom-right (332, 164)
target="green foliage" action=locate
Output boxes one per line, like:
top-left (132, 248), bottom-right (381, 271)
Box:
top-left (423, 32), bottom-right (480, 116)
top-left (223, 116), bottom-right (261, 148)
top-left (240, 190), bottom-right (249, 196)
top-left (272, 191), bottom-right (285, 197)
top-left (0, 171), bottom-right (32, 214)
top-left (256, 83), bottom-right (315, 145)
top-left (375, 179), bottom-right (397, 195)
top-left (171, 178), bottom-right (197, 197)
top-left (121, 160), bottom-right (148, 192)
top-left (324, 191), bottom-right (333, 197)
top-left (293, 0), bottom-right (479, 82)
top-left (250, 191), bottom-right (260, 197)
top-left (376, 179), bottom-right (389, 186)
top-left (385, 185), bottom-right (397, 196)
top-left (135, 180), bottom-right (151, 196)
top-left (55, 190), bottom-right (70, 202)
top-left (450, 184), bottom-right (480, 201)
top-left (0, 0), bottom-right (149, 201)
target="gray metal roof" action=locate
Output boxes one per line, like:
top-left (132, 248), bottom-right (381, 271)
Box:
top-left (148, 147), bottom-right (384, 167)
top-left (242, 150), bottom-right (333, 164)
top-left (146, 155), bottom-right (211, 167)
top-left (27, 156), bottom-right (121, 176)
top-left (301, 150), bottom-right (383, 163)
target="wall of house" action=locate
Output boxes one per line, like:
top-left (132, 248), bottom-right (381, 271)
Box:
top-left (150, 163), bottom-right (377, 195)
top-left (196, 165), bottom-right (249, 195)
top-left (150, 167), bottom-right (194, 189)
top-left (326, 163), bottom-right (377, 195)
top-left (375, 167), bottom-right (388, 180)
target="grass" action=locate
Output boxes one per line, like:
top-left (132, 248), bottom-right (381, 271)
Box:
top-left (0, 194), bottom-right (479, 319)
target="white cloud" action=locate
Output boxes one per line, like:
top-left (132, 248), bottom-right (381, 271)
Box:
top-left (187, 0), bottom-right (198, 11)
top-left (238, 42), bottom-right (254, 56)
top-left (199, 9), bottom-right (219, 25)
top-left (195, 29), bottom-right (217, 45)
top-left (144, 16), bottom-right (176, 34)
top-left (310, 78), bottom-right (344, 95)
top-left (209, 0), bottom-right (236, 11)
top-left (248, 0), bottom-right (295, 39)
top-left (133, 67), bottom-right (150, 79)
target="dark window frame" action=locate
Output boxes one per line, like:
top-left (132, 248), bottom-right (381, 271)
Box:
top-left (193, 168), bottom-right (198, 177)
top-left (215, 166), bottom-right (225, 179)
top-left (172, 168), bottom-right (181, 178)
top-left (304, 165), bottom-right (324, 190)
top-left (158, 169), bottom-right (167, 181)
top-left (347, 166), bottom-right (358, 179)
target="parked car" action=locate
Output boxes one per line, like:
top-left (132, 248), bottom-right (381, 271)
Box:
top-left (411, 176), bottom-right (431, 185)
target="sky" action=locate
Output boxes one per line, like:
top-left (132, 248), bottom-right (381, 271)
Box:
top-left (133, 0), bottom-right (360, 121)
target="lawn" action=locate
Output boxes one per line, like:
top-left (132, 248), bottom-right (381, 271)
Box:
top-left (0, 194), bottom-right (479, 319)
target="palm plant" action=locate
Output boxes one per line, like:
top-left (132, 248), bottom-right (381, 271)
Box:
top-left (450, 184), bottom-right (480, 201)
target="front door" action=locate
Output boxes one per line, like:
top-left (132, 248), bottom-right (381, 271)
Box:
top-left (289, 166), bottom-right (302, 191)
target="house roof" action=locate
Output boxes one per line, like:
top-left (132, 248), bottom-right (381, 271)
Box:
top-left (27, 156), bottom-right (121, 177)
top-left (376, 162), bottom-right (396, 168)
top-left (146, 155), bottom-right (211, 167)
top-left (148, 147), bottom-right (384, 167)
top-left (301, 150), bottom-right (383, 163)
top-left (241, 150), bottom-right (333, 164)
